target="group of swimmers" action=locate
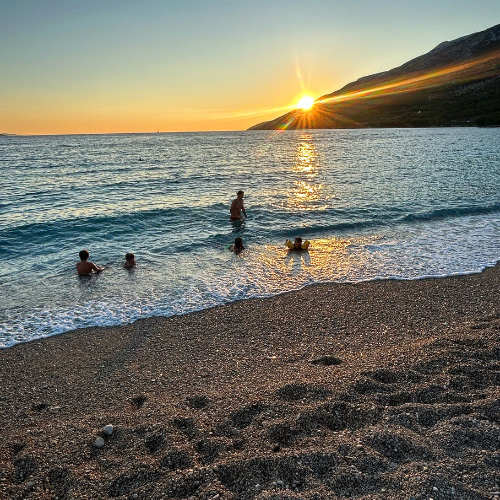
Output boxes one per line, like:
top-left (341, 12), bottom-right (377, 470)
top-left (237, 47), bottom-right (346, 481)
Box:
top-left (76, 249), bottom-right (136, 276)
top-left (76, 190), bottom-right (308, 275)
top-left (228, 190), bottom-right (310, 254)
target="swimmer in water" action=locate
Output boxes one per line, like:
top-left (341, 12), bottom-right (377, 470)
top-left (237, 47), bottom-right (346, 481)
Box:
top-left (76, 249), bottom-right (104, 275)
top-left (286, 237), bottom-right (310, 251)
top-left (123, 252), bottom-right (136, 269)
top-left (229, 237), bottom-right (245, 254)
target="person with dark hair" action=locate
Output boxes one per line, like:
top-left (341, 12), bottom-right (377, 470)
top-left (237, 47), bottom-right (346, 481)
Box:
top-left (76, 249), bottom-right (104, 275)
top-left (123, 252), bottom-right (136, 269)
top-left (230, 190), bottom-right (247, 221)
top-left (229, 237), bottom-right (245, 254)
top-left (286, 237), bottom-right (310, 251)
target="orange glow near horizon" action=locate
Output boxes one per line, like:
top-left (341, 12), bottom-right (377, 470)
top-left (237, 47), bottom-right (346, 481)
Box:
top-left (203, 61), bottom-right (319, 124)
top-left (5, 47), bottom-right (498, 135)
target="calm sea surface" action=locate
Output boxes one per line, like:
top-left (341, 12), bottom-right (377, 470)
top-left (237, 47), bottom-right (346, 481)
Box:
top-left (1, 129), bottom-right (499, 347)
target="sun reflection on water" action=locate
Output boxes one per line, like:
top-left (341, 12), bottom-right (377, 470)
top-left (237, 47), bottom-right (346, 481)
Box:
top-left (286, 133), bottom-right (328, 211)
top-left (253, 236), bottom-right (371, 283)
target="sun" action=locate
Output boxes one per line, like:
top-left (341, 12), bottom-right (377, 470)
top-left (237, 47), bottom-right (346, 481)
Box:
top-left (297, 95), bottom-right (315, 110)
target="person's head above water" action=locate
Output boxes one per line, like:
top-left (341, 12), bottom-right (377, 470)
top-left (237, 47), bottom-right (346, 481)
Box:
top-left (79, 249), bottom-right (90, 261)
top-left (233, 237), bottom-right (244, 252)
top-left (123, 252), bottom-right (136, 268)
top-left (286, 237), bottom-right (310, 251)
top-left (237, 190), bottom-right (244, 198)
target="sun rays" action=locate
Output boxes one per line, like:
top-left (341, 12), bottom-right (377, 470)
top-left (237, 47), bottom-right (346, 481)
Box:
top-left (270, 47), bottom-right (500, 131)
top-left (203, 46), bottom-right (500, 129)
top-left (316, 48), bottom-right (500, 107)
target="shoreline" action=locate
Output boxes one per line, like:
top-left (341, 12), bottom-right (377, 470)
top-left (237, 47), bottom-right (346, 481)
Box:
top-left (1, 263), bottom-right (499, 499)
top-left (3, 260), bottom-right (499, 350)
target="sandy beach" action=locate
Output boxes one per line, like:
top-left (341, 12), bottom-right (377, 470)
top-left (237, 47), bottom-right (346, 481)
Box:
top-left (1, 263), bottom-right (499, 500)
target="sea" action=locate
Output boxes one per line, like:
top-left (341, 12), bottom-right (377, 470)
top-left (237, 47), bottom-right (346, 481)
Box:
top-left (1, 128), bottom-right (499, 348)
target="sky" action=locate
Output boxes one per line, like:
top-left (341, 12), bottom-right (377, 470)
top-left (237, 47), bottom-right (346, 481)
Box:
top-left (1, 0), bottom-right (499, 135)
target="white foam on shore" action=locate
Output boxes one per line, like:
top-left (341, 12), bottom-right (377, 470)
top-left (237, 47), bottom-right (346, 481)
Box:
top-left (1, 213), bottom-right (498, 348)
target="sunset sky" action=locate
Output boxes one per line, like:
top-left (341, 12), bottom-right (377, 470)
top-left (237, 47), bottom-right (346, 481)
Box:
top-left (1, 0), bottom-right (499, 135)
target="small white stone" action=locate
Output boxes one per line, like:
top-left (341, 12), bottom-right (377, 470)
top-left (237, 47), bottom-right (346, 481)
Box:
top-left (103, 424), bottom-right (113, 436)
top-left (93, 437), bottom-right (105, 448)
top-left (433, 486), bottom-right (439, 492)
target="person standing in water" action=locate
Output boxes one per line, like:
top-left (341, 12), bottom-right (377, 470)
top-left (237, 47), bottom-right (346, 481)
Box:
top-left (230, 190), bottom-right (247, 221)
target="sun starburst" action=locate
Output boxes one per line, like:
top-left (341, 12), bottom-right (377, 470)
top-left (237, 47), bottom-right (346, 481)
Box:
top-left (297, 96), bottom-right (315, 110)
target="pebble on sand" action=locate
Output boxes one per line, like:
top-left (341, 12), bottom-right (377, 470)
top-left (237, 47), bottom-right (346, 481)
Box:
top-left (93, 437), bottom-right (105, 448)
top-left (103, 424), bottom-right (114, 436)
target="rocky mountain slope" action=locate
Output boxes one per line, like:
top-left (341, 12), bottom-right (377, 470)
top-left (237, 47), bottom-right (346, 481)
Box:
top-left (249, 24), bottom-right (500, 130)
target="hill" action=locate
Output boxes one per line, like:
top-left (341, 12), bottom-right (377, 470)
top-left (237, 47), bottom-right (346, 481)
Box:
top-left (249, 24), bottom-right (500, 130)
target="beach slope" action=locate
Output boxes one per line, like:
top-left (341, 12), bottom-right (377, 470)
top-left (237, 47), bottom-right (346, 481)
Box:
top-left (1, 264), bottom-right (499, 499)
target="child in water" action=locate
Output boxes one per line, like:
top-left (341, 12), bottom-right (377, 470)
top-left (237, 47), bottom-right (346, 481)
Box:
top-left (229, 237), bottom-right (245, 254)
top-left (286, 237), bottom-right (310, 251)
top-left (123, 252), bottom-right (136, 268)
top-left (76, 249), bottom-right (104, 275)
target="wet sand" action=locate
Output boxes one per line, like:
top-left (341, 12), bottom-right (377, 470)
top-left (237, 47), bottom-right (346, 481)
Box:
top-left (1, 263), bottom-right (499, 499)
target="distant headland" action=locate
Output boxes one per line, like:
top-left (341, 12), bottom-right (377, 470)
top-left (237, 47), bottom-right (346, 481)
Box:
top-left (249, 24), bottom-right (500, 130)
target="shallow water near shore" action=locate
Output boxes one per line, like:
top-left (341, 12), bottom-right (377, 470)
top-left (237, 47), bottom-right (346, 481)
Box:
top-left (1, 128), bottom-right (499, 347)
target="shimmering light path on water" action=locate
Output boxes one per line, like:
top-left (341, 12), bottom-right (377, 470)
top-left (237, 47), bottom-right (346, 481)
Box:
top-left (1, 129), bottom-right (499, 346)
